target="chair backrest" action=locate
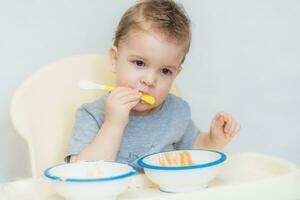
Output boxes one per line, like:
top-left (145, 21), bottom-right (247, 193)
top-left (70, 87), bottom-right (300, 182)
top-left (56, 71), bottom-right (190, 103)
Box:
top-left (10, 54), bottom-right (180, 178)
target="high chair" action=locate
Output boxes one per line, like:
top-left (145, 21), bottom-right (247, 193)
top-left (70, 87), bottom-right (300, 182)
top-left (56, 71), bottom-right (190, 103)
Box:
top-left (7, 54), bottom-right (300, 199)
top-left (10, 54), bottom-right (180, 178)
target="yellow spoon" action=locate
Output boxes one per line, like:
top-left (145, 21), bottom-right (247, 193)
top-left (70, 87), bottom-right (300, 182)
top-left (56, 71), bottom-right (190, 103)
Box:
top-left (78, 80), bottom-right (155, 105)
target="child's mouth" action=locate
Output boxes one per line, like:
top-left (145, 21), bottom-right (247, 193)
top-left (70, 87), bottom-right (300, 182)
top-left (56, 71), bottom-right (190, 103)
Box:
top-left (138, 91), bottom-right (149, 104)
top-left (138, 90), bottom-right (155, 105)
top-left (138, 90), bottom-right (150, 96)
top-left (139, 100), bottom-right (146, 105)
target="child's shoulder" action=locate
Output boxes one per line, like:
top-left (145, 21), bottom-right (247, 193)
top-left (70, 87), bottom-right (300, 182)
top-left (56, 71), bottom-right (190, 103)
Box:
top-left (166, 93), bottom-right (191, 113)
top-left (77, 94), bottom-right (108, 116)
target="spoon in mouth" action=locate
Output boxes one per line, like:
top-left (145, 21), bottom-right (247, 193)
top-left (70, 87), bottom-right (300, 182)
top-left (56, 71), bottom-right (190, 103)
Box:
top-left (78, 80), bottom-right (156, 105)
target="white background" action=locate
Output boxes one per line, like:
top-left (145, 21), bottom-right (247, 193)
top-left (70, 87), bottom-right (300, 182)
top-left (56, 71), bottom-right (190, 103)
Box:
top-left (0, 0), bottom-right (299, 181)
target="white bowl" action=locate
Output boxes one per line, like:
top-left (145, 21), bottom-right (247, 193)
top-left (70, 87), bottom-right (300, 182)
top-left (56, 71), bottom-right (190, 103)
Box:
top-left (44, 161), bottom-right (137, 200)
top-left (137, 149), bottom-right (226, 193)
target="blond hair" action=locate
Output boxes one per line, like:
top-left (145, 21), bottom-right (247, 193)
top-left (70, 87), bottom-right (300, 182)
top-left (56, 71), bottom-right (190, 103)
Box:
top-left (113, 0), bottom-right (191, 58)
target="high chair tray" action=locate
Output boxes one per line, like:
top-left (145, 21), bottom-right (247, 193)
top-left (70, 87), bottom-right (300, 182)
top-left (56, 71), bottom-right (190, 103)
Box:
top-left (1, 152), bottom-right (300, 200)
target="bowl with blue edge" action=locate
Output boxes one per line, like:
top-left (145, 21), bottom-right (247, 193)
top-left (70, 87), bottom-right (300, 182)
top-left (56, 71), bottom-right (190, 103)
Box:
top-left (137, 149), bottom-right (227, 193)
top-left (44, 160), bottom-right (137, 200)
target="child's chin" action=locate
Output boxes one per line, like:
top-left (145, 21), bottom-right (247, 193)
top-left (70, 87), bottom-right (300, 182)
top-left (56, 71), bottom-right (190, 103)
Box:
top-left (132, 103), bottom-right (148, 111)
top-left (131, 101), bottom-right (161, 115)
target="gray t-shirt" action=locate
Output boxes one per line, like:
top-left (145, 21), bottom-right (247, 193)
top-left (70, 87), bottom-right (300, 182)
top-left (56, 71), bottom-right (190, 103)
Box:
top-left (65, 94), bottom-right (199, 164)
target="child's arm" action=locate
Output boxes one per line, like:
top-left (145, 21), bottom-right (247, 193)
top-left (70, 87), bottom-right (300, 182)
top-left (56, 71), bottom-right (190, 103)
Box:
top-left (74, 87), bottom-right (142, 162)
top-left (75, 123), bottom-right (127, 161)
top-left (193, 112), bottom-right (240, 150)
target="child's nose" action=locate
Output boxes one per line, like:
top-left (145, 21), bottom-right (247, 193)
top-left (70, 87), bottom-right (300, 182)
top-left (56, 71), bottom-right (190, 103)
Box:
top-left (140, 72), bottom-right (156, 87)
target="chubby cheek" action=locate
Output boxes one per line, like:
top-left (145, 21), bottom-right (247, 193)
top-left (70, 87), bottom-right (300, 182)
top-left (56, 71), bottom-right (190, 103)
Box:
top-left (116, 78), bottom-right (135, 88)
top-left (152, 81), bottom-right (173, 105)
top-left (115, 70), bottom-right (137, 88)
top-left (153, 89), bottom-right (169, 105)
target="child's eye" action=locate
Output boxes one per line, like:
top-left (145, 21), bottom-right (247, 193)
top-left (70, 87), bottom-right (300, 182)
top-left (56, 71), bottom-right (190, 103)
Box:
top-left (133, 60), bottom-right (145, 67)
top-left (161, 68), bottom-right (173, 75)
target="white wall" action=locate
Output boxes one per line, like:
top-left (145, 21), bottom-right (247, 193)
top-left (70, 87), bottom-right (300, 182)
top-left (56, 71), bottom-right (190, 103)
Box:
top-left (1, 0), bottom-right (299, 181)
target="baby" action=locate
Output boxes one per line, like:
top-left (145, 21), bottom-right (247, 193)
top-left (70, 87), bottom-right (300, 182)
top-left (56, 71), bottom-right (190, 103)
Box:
top-left (65, 0), bottom-right (240, 164)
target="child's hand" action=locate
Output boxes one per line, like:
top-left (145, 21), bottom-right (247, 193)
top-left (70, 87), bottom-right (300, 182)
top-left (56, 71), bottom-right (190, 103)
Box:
top-left (209, 112), bottom-right (241, 147)
top-left (104, 87), bottom-right (142, 129)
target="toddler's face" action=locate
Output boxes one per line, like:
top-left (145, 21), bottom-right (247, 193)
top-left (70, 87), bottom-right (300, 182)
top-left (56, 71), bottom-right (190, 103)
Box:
top-left (109, 29), bottom-right (185, 115)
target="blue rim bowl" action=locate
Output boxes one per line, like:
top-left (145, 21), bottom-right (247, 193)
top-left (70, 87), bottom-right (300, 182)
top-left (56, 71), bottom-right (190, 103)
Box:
top-left (44, 161), bottom-right (137, 182)
top-left (137, 149), bottom-right (226, 170)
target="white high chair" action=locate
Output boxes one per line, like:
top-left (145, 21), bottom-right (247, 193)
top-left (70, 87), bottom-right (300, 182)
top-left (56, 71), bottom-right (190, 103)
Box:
top-left (7, 54), bottom-right (300, 199)
top-left (10, 53), bottom-right (180, 178)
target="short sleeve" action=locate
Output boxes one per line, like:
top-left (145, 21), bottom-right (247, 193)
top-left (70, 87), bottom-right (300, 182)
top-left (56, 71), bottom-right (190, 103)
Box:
top-left (64, 106), bottom-right (103, 162)
top-left (176, 120), bottom-right (199, 150)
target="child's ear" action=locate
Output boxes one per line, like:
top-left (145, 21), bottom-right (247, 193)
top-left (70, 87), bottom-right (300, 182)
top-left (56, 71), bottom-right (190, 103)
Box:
top-left (108, 46), bottom-right (118, 73)
top-left (176, 66), bottom-right (182, 76)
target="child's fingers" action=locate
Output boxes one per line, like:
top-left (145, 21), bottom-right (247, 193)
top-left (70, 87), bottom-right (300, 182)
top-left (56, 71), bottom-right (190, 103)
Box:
top-left (224, 118), bottom-right (231, 133)
top-left (216, 112), bottom-right (226, 123)
top-left (213, 114), bottom-right (225, 127)
top-left (109, 87), bottom-right (131, 98)
top-left (127, 99), bottom-right (140, 109)
top-left (119, 89), bottom-right (141, 102)
top-left (111, 88), bottom-right (141, 102)
top-left (228, 120), bottom-right (237, 136)
top-left (228, 121), bottom-right (241, 138)
top-left (120, 93), bottom-right (142, 104)
top-left (228, 124), bottom-right (239, 138)
top-left (218, 112), bottom-right (231, 133)
top-left (217, 112), bottom-right (228, 122)
top-left (228, 119), bottom-right (238, 137)
top-left (216, 112), bottom-right (229, 126)
top-left (215, 112), bottom-right (241, 138)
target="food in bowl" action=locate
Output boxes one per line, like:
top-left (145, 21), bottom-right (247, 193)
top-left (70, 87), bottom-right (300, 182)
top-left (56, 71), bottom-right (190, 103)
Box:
top-left (44, 160), bottom-right (137, 200)
top-left (158, 151), bottom-right (195, 166)
top-left (138, 149), bottom-right (226, 193)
